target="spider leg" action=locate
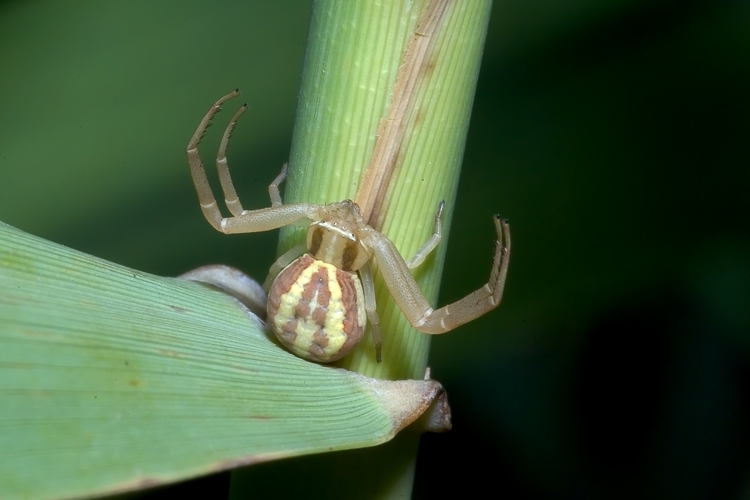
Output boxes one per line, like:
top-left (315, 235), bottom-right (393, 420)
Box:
top-left (269, 164), bottom-right (288, 207)
top-left (406, 200), bottom-right (444, 269)
top-left (178, 264), bottom-right (267, 320)
top-left (216, 103), bottom-right (248, 217)
top-left (187, 91), bottom-right (323, 234)
top-left (262, 242), bottom-right (307, 292)
top-left (359, 261), bottom-right (383, 362)
top-left (371, 216), bottom-right (510, 334)
top-left (186, 90), bottom-right (241, 228)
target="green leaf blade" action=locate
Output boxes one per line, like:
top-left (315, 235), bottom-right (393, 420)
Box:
top-left (0, 222), bottom-right (434, 499)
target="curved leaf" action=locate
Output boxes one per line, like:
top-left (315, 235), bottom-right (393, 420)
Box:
top-left (0, 222), bottom-right (444, 499)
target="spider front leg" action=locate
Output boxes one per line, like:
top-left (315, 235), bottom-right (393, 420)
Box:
top-left (215, 102), bottom-right (249, 216)
top-left (370, 216), bottom-right (510, 334)
top-left (186, 91), bottom-right (321, 234)
top-left (187, 90), bottom-right (243, 225)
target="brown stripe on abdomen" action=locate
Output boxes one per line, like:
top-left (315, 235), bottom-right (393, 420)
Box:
top-left (335, 268), bottom-right (364, 356)
top-left (296, 262), bottom-right (331, 326)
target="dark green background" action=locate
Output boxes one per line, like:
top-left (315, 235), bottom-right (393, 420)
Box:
top-left (1, 1), bottom-right (748, 498)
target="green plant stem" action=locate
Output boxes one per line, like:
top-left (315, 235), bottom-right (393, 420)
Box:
top-left (282, 0), bottom-right (492, 380)
top-left (232, 0), bottom-right (492, 497)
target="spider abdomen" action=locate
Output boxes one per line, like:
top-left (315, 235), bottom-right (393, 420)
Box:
top-left (267, 253), bottom-right (366, 363)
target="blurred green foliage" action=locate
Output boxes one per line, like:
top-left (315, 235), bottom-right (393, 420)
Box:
top-left (1, 1), bottom-right (748, 498)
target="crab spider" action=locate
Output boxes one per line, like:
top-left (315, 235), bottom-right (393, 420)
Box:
top-left (184, 90), bottom-right (510, 363)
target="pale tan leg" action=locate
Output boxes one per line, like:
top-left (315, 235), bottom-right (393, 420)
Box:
top-left (370, 216), bottom-right (510, 334)
top-left (269, 164), bottom-right (288, 207)
top-left (406, 200), bottom-right (444, 269)
top-left (187, 92), bottom-right (321, 234)
top-left (359, 261), bottom-right (383, 362)
top-left (262, 242), bottom-right (308, 292)
top-left (178, 264), bottom-right (267, 320)
top-left (186, 90), bottom-right (241, 231)
top-left (216, 103), bottom-right (248, 217)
